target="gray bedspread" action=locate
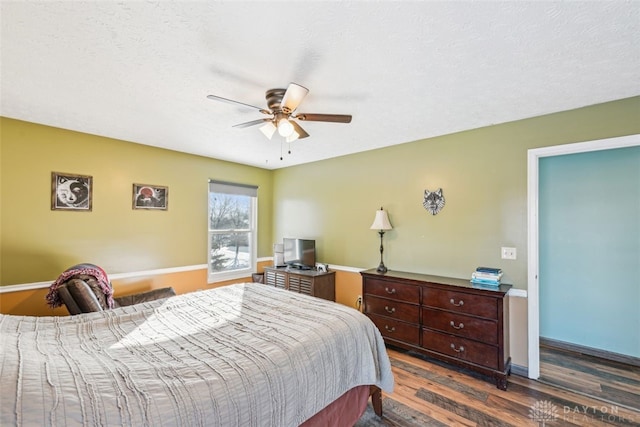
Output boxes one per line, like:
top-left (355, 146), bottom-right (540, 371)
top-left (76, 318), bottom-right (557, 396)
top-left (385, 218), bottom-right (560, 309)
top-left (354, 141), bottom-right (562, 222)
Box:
top-left (0, 283), bottom-right (393, 426)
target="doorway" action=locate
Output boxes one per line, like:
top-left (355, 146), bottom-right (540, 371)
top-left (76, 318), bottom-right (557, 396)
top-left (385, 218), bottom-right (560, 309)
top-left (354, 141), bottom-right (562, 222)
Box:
top-left (527, 134), bottom-right (640, 379)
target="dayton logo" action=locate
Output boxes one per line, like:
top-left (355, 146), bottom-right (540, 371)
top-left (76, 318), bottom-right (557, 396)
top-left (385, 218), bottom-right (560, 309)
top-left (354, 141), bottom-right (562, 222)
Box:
top-left (529, 400), bottom-right (559, 426)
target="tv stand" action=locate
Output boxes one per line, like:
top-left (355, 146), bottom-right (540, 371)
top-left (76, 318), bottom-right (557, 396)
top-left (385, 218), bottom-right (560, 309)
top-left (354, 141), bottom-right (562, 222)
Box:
top-left (263, 266), bottom-right (335, 301)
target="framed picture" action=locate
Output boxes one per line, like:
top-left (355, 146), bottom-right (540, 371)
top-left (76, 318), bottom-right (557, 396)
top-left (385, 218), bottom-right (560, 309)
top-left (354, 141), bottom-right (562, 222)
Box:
top-left (51, 172), bottom-right (93, 211)
top-left (133, 184), bottom-right (168, 210)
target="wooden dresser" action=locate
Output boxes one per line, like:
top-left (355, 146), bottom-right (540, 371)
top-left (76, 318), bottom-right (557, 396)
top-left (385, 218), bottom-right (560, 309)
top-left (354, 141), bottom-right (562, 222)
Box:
top-left (361, 269), bottom-right (511, 389)
top-left (264, 266), bottom-right (335, 301)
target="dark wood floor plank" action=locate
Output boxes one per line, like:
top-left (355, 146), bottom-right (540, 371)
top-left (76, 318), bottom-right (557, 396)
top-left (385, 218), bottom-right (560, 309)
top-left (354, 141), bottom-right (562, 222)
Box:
top-left (415, 387), bottom-right (517, 427)
top-left (389, 352), bottom-right (540, 426)
top-left (540, 345), bottom-right (640, 412)
top-left (539, 368), bottom-right (603, 393)
top-left (391, 357), bottom-right (490, 402)
top-left (540, 345), bottom-right (640, 373)
top-left (541, 346), bottom-right (640, 387)
top-left (599, 384), bottom-right (640, 411)
top-left (387, 368), bottom-right (478, 426)
top-left (380, 347), bottom-right (640, 427)
top-left (509, 373), bottom-right (640, 422)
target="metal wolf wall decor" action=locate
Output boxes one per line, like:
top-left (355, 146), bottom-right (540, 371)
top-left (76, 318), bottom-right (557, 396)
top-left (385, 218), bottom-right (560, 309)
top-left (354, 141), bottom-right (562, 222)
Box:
top-left (423, 188), bottom-right (445, 215)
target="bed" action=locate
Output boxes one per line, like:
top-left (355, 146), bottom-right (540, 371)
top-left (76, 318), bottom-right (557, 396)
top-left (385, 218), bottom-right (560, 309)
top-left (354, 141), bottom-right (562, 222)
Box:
top-left (0, 283), bottom-right (394, 426)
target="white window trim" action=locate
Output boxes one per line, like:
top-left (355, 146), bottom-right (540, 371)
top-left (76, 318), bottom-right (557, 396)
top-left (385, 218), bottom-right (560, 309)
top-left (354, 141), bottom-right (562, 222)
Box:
top-left (207, 183), bottom-right (258, 283)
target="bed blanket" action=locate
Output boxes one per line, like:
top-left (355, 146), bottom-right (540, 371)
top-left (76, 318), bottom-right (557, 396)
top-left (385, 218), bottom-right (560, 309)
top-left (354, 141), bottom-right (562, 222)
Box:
top-left (46, 263), bottom-right (114, 309)
top-left (0, 283), bottom-right (393, 426)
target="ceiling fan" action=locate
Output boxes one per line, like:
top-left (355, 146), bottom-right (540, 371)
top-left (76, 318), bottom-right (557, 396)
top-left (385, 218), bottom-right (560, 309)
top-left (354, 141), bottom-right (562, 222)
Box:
top-left (207, 83), bottom-right (352, 143)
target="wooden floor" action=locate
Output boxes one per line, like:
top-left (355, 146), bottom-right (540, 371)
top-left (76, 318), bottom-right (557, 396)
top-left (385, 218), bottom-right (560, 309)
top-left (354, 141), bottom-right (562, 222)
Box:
top-left (377, 347), bottom-right (640, 426)
top-left (539, 344), bottom-right (640, 413)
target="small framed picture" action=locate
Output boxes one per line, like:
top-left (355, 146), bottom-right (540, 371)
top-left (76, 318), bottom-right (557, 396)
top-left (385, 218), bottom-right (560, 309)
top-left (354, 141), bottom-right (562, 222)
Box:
top-left (51, 172), bottom-right (92, 211)
top-left (133, 184), bottom-right (168, 210)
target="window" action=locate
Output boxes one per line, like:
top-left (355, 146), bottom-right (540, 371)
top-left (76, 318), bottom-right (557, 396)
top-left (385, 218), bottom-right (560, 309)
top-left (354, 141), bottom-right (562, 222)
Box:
top-left (208, 180), bottom-right (258, 282)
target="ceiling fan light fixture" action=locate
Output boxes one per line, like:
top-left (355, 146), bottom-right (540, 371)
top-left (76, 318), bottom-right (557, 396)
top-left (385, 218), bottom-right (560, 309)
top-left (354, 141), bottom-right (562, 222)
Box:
top-left (285, 130), bottom-right (300, 143)
top-left (280, 83), bottom-right (309, 114)
top-left (259, 121), bottom-right (277, 139)
top-left (207, 83), bottom-right (352, 148)
top-left (277, 117), bottom-right (294, 137)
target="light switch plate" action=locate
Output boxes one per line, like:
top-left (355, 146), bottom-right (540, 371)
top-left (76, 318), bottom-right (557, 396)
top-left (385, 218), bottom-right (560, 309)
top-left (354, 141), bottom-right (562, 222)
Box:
top-left (501, 247), bottom-right (517, 260)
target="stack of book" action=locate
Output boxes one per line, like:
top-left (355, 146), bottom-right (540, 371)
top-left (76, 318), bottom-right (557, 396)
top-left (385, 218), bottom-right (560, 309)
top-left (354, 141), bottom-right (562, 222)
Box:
top-left (471, 267), bottom-right (502, 286)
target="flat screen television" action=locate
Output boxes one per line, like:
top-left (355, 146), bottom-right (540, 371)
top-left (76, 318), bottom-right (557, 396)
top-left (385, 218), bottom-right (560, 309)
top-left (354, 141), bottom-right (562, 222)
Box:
top-left (283, 238), bottom-right (316, 270)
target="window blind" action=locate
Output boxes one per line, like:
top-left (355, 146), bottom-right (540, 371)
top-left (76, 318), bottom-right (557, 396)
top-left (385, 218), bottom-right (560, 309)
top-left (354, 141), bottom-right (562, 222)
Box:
top-left (208, 180), bottom-right (258, 197)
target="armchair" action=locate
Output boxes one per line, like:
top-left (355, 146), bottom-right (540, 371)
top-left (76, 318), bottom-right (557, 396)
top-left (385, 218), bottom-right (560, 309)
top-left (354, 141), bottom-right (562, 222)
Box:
top-left (47, 263), bottom-right (176, 315)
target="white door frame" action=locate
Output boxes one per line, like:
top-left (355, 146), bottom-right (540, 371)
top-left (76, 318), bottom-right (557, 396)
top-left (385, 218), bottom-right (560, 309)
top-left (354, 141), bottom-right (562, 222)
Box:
top-left (527, 134), bottom-right (640, 379)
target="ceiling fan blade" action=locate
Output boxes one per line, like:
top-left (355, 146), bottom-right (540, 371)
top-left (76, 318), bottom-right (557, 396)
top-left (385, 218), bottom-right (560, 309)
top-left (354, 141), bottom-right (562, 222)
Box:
top-left (280, 83), bottom-right (309, 114)
top-left (232, 118), bottom-right (272, 128)
top-left (207, 94), bottom-right (271, 115)
top-left (294, 113), bottom-right (352, 123)
top-left (290, 121), bottom-right (310, 139)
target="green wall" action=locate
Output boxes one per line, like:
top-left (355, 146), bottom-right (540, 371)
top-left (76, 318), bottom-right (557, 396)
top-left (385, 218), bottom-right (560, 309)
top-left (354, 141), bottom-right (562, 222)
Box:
top-left (273, 97), bottom-right (640, 289)
top-left (0, 118), bottom-right (273, 285)
top-left (2, 97), bottom-right (639, 288)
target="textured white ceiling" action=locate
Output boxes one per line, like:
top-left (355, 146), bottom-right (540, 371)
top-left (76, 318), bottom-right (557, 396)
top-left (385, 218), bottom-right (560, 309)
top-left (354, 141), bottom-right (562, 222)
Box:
top-left (1, 1), bottom-right (639, 170)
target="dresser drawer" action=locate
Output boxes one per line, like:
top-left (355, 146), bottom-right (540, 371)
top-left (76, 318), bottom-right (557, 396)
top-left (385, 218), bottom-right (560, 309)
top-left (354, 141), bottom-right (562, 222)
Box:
top-left (423, 288), bottom-right (498, 319)
top-left (364, 278), bottom-right (420, 303)
top-left (422, 329), bottom-right (499, 370)
top-left (365, 295), bottom-right (419, 323)
top-left (422, 307), bottom-right (498, 344)
top-left (368, 314), bottom-right (420, 346)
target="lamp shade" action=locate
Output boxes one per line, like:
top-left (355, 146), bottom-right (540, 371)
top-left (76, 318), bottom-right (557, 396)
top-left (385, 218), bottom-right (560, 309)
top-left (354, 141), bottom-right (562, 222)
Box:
top-left (277, 118), bottom-right (294, 137)
top-left (259, 122), bottom-right (277, 140)
top-left (370, 208), bottom-right (392, 230)
top-left (285, 130), bottom-right (300, 143)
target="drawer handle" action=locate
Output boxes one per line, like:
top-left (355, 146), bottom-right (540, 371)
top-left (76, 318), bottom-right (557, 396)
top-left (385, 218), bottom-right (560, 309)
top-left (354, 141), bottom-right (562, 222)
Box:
top-left (450, 321), bottom-right (464, 330)
top-left (384, 287), bottom-right (396, 295)
top-left (450, 343), bottom-right (465, 353)
top-left (384, 306), bottom-right (396, 314)
top-left (449, 298), bottom-right (464, 307)
top-left (385, 325), bottom-right (396, 333)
